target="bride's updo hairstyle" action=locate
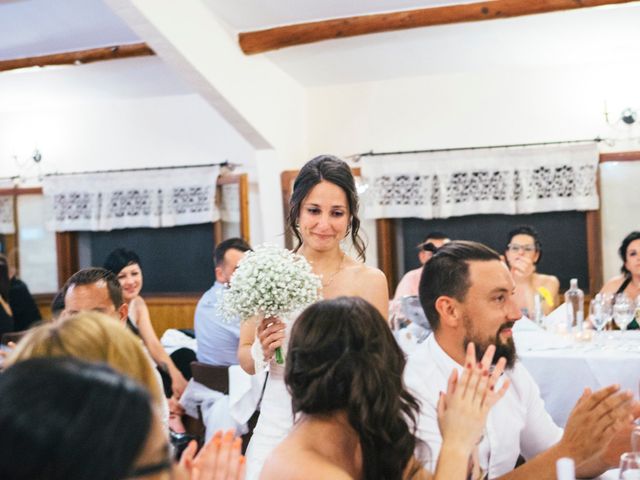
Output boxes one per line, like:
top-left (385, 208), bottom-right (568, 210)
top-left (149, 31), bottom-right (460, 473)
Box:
top-left (285, 296), bottom-right (422, 480)
top-left (287, 154), bottom-right (366, 260)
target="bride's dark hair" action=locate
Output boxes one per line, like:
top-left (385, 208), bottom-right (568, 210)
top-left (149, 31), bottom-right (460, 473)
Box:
top-left (285, 296), bottom-right (422, 480)
top-left (287, 154), bottom-right (366, 261)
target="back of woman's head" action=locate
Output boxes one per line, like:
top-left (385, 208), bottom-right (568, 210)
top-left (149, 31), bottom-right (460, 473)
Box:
top-left (103, 247), bottom-right (141, 275)
top-left (285, 296), bottom-right (420, 480)
top-left (6, 312), bottom-right (162, 405)
top-left (0, 357), bottom-right (152, 480)
top-left (287, 155), bottom-right (366, 260)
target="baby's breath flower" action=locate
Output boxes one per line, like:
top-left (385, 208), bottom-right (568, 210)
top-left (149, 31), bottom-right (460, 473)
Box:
top-left (221, 244), bottom-right (322, 323)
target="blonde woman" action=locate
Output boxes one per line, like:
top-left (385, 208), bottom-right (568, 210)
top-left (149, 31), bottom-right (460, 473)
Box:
top-left (6, 311), bottom-right (164, 408)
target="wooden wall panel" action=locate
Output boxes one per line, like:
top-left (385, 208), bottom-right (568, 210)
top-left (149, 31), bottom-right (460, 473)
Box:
top-left (145, 296), bottom-right (199, 336)
top-left (36, 294), bottom-right (199, 337)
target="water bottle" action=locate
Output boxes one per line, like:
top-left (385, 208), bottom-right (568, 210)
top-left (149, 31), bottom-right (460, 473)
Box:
top-left (556, 457), bottom-right (576, 480)
top-left (565, 278), bottom-right (584, 333)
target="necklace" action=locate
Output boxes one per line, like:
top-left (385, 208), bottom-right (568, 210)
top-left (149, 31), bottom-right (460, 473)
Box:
top-left (321, 252), bottom-right (346, 288)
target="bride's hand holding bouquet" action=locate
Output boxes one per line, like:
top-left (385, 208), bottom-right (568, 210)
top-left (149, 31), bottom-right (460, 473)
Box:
top-left (222, 245), bottom-right (322, 365)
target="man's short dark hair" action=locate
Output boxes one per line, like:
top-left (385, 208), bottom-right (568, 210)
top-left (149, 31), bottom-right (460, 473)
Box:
top-left (422, 231), bottom-right (449, 243)
top-left (506, 225), bottom-right (542, 263)
top-left (419, 241), bottom-right (501, 331)
top-left (213, 238), bottom-right (252, 268)
top-left (62, 268), bottom-right (123, 309)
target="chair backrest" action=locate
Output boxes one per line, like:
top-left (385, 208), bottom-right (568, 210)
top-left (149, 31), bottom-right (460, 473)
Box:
top-left (190, 361), bottom-right (229, 395)
top-left (1, 330), bottom-right (27, 346)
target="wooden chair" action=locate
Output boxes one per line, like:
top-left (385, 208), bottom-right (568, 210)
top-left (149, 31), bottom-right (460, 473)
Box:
top-left (188, 361), bottom-right (260, 453)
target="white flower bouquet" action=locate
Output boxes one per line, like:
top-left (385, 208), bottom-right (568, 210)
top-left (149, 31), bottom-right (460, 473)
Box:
top-left (222, 244), bottom-right (322, 364)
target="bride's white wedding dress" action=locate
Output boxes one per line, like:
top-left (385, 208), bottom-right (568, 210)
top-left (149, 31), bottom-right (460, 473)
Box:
top-left (245, 315), bottom-right (296, 480)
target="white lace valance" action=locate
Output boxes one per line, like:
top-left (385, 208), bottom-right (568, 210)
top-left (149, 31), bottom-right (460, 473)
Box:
top-left (361, 143), bottom-right (599, 219)
top-left (0, 196), bottom-right (15, 234)
top-left (43, 165), bottom-right (221, 232)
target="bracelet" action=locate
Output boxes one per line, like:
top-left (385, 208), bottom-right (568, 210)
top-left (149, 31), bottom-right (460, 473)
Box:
top-left (250, 336), bottom-right (269, 374)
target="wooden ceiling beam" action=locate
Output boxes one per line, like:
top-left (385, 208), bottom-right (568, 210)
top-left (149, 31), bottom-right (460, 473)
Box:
top-left (0, 43), bottom-right (154, 73)
top-left (239, 0), bottom-right (638, 54)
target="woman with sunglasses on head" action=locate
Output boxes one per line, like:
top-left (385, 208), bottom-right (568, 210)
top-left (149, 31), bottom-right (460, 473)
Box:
top-left (394, 232), bottom-right (450, 299)
top-left (504, 225), bottom-right (559, 317)
top-left (238, 155), bottom-right (389, 479)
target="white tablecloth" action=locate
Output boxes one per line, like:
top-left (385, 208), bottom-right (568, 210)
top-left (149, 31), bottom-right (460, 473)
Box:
top-left (514, 324), bottom-right (640, 427)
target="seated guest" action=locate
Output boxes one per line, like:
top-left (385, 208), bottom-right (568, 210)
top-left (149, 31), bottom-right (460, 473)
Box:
top-left (104, 248), bottom-right (188, 398)
top-left (0, 254), bottom-right (41, 331)
top-left (195, 238), bottom-right (251, 366)
top-left (600, 230), bottom-right (640, 329)
top-left (5, 311), bottom-right (164, 411)
top-left (504, 225), bottom-right (559, 316)
top-left (55, 267), bottom-right (170, 426)
top-left (405, 240), bottom-right (637, 479)
top-left (0, 255), bottom-right (13, 336)
top-left (0, 357), bottom-right (164, 480)
top-left (395, 232), bottom-right (450, 299)
top-left (49, 289), bottom-right (65, 320)
top-left (262, 296), bottom-right (509, 480)
top-left (0, 357), bottom-right (246, 480)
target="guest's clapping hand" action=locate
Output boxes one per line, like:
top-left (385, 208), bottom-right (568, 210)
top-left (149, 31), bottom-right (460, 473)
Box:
top-left (180, 430), bottom-right (245, 480)
top-left (510, 256), bottom-right (535, 280)
top-left (560, 384), bottom-right (634, 466)
top-left (437, 342), bottom-right (510, 453)
top-left (257, 316), bottom-right (285, 361)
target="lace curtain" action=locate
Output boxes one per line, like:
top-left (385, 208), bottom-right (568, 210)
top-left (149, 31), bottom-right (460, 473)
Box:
top-left (0, 195), bottom-right (14, 234)
top-left (42, 165), bottom-right (221, 232)
top-left (360, 143), bottom-right (599, 220)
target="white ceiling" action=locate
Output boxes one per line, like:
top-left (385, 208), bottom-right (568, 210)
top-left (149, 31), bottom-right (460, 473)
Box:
top-left (1, 0), bottom-right (640, 87)
top-left (0, 0), bottom-right (140, 61)
top-left (204, 0), bottom-right (640, 85)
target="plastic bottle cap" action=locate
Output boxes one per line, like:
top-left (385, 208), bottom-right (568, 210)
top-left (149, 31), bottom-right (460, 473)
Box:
top-left (556, 457), bottom-right (575, 480)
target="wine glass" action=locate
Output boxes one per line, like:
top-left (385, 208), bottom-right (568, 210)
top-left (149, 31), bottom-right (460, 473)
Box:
top-left (620, 452), bottom-right (640, 479)
top-left (632, 426), bottom-right (640, 453)
top-left (614, 294), bottom-right (635, 332)
top-left (590, 293), bottom-right (613, 341)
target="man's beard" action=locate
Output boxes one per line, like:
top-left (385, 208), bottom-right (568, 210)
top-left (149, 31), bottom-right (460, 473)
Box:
top-left (462, 315), bottom-right (517, 369)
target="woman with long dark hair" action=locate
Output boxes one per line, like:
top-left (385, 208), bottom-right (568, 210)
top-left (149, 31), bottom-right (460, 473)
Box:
top-left (261, 297), bottom-right (508, 480)
top-left (600, 230), bottom-right (640, 329)
top-left (238, 155), bottom-right (389, 478)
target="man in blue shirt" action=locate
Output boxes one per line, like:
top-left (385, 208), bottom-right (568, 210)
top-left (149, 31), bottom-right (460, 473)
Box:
top-left (195, 237), bottom-right (251, 366)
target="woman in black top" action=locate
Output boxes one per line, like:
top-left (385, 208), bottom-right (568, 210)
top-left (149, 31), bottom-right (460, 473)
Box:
top-left (600, 231), bottom-right (640, 329)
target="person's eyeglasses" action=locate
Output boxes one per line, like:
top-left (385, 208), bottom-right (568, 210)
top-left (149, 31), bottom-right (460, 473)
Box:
top-left (421, 242), bottom-right (438, 253)
top-left (124, 443), bottom-right (173, 478)
top-left (125, 459), bottom-right (172, 478)
top-left (507, 243), bottom-right (536, 253)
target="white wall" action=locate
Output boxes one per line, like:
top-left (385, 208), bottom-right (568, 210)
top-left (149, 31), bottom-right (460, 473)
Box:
top-left (0, 57), bottom-right (274, 245)
top-left (307, 60), bottom-right (640, 279)
top-left (307, 60), bottom-right (640, 156)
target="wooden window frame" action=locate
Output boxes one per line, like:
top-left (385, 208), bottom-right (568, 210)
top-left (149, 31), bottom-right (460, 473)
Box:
top-left (39, 172), bottom-right (249, 290)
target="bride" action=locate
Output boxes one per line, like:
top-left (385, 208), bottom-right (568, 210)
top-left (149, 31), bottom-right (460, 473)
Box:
top-left (238, 154), bottom-right (389, 479)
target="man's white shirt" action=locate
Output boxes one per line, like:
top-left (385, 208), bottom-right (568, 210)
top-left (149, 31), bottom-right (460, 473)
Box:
top-left (404, 334), bottom-right (563, 478)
